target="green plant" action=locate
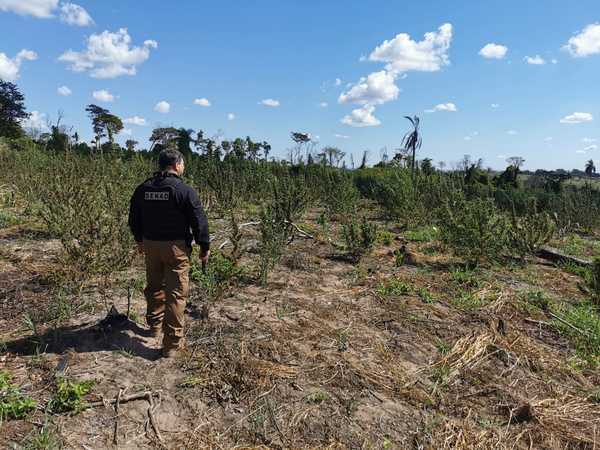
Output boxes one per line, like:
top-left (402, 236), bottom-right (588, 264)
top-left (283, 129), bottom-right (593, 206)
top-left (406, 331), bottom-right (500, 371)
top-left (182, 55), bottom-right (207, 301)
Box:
top-left (509, 200), bottom-right (555, 258)
top-left (21, 422), bottom-right (63, 450)
top-left (341, 215), bottom-right (378, 260)
top-left (418, 287), bottom-right (435, 303)
top-left (405, 226), bottom-right (439, 243)
top-left (306, 390), bottom-right (329, 404)
top-left (435, 339), bottom-right (451, 355)
top-left (521, 289), bottom-right (551, 311)
top-left (48, 378), bottom-right (94, 415)
top-left (589, 258), bottom-right (600, 302)
top-left (551, 301), bottom-right (600, 368)
top-left (450, 290), bottom-right (486, 311)
top-left (449, 266), bottom-right (483, 288)
top-left (0, 371), bottom-right (37, 421)
top-left (377, 278), bottom-right (413, 297)
top-left (191, 250), bottom-right (241, 302)
top-left (439, 196), bottom-right (510, 264)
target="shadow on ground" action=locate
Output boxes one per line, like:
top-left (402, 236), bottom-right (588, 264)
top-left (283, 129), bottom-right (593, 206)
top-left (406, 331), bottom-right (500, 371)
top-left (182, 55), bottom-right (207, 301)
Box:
top-left (4, 318), bottom-right (160, 361)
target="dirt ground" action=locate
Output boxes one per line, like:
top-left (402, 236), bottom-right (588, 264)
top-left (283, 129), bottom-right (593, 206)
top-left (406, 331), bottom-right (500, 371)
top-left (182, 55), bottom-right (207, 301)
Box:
top-left (1, 214), bottom-right (600, 449)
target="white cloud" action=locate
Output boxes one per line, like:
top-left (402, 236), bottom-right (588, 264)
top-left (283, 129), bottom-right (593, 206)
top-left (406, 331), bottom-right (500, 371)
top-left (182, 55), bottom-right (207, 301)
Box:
top-left (123, 116), bottom-right (147, 126)
top-left (121, 128), bottom-right (132, 136)
top-left (369, 23), bottom-right (453, 73)
top-left (154, 101), bottom-right (170, 113)
top-left (0, 0), bottom-right (58, 18)
top-left (582, 137), bottom-right (596, 143)
top-left (319, 102), bottom-right (328, 108)
top-left (0, 49), bottom-right (37, 81)
top-left (20, 110), bottom-right (48, 131)
top-left (564, 24), bottom-right (600, 57)
top-left (576, 150), bottom-right (587, 154)
top-left (341, 105), bottom-right (380, 127)
top-left (334, 78), bottom-right (341, 86)
top-left (59, 28), bottom-right (157, 78)
top-left (525, 55), bottom-right (545, 65)
top-left (464, 136), bottom-right (472, 141)
top-left (59, 2), bottom-right (92, 26)
top-left (193, 97), bottom-right (211, 107)
top-left (334, 133), bottom-right (350, 139)
top-left (544, 136), bottom-right (553, 142)
top-left (92, 89), bottom-right (115, 102)
top-left (260, 98), bottom-right (280, 107)
top-left (479, 43), bottom-right (508, 59)
top-left (584, 144), bottom-right (598, 151)
top-left (551, 59), bottom-right (558, 64)
top-left (339, 70), bottom-right (399, 105)
top-left (425, 102), bottom-right (457, 113)
top-left (338, 24), bottom-right (452, 127)
top-left (491, 103), bottom-right (500, 108)
top-left (227, 113), bottom-right (235, 121)
top-left (507, 130), bottom-right (517, 135)
top-left (57, 85), bottom-right (71, 96)
top-left (560, 112), bottom-right (593, 124)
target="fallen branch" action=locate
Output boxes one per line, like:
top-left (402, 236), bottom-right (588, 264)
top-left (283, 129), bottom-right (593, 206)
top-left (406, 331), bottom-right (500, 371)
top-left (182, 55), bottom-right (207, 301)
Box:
top-left (537, 245), bottom-right (592, 268)
top-left (88, 390), bottom-right (160, 408)
top-left (548, 311), bottom-right (592, 338)
top-left (113, 388), bottom-right (123, 445)
top-left (285, 221), bottom-right (314, 239)
top-left (147, 392), bottom-right (164, 443)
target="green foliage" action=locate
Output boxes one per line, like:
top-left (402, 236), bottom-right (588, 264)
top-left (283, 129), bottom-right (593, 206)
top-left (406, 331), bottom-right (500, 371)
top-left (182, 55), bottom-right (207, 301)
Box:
top-left (551, 301), bottom-right (600, 368)
top-left (439, 196), bottom-right (510, 264)
top-left (306, 390), bottom-right (329, 404)
top-left (450, 290), bottom-right (486, 310)
top-left (377, 278), bottom-right (413, 297)
top-left (449, 266), bottom-right (483, 288)
top-left (190, 250), bottom-right (241, 302)
top-left (405, 226), bottom-right (439, 243)
top-left (0, 209), bottom-right (20, 228)
top-left (0, 81), bottom-right (28, 139)
top-left (509, 200), bottom-right (555, 257)
top-left (48, 378), bottom-right (94, 415)
top-left (21, 423), bottom-right (63, 450)
top-left (590, 258), bottom-right (600, 302)
top-left (520, 289), bottom-right (551, 311)
top-left (341, 215), bottom-right (378, 260)
top-left (0, 371), bottom-right (37, 421)
top-left (8, 149), bottom-right (145, 287)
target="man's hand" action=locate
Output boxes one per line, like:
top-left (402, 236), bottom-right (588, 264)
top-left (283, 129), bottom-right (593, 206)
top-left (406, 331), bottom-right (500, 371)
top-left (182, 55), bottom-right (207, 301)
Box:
top-left (136, 242), bottom-right (144, 255)
top-left (200, 249), bottom-right (210, 266)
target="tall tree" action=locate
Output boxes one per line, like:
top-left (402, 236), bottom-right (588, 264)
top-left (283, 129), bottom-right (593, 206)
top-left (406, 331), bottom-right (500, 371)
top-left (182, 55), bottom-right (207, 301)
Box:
top-left (585, 159), bottom-right (596, 178)
top-left (506, 156), bottom-right (525, 170)
top-left (401, 115), bottom-right (423, 180)
top-left (85, 104), bottom-right (109, 151)
top-left (0, 81), bottom-right (28, 138)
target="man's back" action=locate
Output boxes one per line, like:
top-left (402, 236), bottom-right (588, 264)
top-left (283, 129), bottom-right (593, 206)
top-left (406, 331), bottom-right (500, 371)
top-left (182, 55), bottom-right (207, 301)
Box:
top-left (129, 172), bottom-right (209, 250)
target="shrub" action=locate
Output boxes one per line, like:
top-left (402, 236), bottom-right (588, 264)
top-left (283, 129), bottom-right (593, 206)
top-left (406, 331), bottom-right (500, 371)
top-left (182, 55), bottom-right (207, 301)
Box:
top-left (438, 196), bottom-right (510, 264)
top-left (509, 200), bottom-right (555, 258)
top-left (0, 371), bottom-right (37, 421)
top-left (341, 215), bottom-right (378, 260)
top-left (48, 378), bottom-right (94, 415)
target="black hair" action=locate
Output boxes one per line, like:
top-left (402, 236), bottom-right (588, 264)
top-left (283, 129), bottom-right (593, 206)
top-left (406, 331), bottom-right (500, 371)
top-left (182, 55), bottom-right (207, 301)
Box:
top-left (158, 149), bottom-right (184, 170)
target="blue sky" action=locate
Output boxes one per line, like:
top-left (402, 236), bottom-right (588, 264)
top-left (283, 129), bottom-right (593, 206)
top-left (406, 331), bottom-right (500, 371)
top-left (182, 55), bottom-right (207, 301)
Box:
top-left (1, 0), bottom-right (600, 170)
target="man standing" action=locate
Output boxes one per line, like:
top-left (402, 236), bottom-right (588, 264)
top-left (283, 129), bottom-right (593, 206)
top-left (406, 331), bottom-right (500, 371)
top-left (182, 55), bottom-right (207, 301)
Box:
top-left (128, 149), bottom-right (210, 358)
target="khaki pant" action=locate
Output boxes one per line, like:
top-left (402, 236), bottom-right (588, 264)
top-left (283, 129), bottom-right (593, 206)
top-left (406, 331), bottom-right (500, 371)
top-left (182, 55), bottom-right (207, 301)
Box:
top-left (143, 240), bottom-right (191, 350)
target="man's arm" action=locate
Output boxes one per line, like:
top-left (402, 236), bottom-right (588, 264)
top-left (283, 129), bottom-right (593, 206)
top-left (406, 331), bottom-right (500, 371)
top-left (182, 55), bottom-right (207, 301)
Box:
top-left (184, 186), bottom-right (210, 254)
top-left (128, 187), bottom-right (144, 244)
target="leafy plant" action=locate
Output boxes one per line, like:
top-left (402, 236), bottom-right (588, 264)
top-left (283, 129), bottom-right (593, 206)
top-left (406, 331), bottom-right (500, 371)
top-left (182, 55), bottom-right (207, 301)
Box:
top-left (509, 200), bottom-right (555, 258)
top-left (48, 378), bottom-right (94, 415)
top-left (439, 196), bottom-right (510, 264)
top-left (0, 371), bottom-right (37, 421)
top-left (341, 215), bottom-right (378, 260)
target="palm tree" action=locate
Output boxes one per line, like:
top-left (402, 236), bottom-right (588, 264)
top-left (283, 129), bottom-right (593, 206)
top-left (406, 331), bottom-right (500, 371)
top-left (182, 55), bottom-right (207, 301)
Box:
top-left (585, 159), bottom-right (596, 178)
top-left (401, 115), bottom-right (422, 180)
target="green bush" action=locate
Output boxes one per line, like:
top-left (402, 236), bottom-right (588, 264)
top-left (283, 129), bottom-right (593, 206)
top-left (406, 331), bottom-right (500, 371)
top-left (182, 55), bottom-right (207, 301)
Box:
top-left (48, 378), bottom-right (94, 415)
top-left (0, 371), bottom-right (37, 421)
top-left (439, 196), bottom-right (510, 264)
top-left (341, 215), bottom-right (378, 260)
